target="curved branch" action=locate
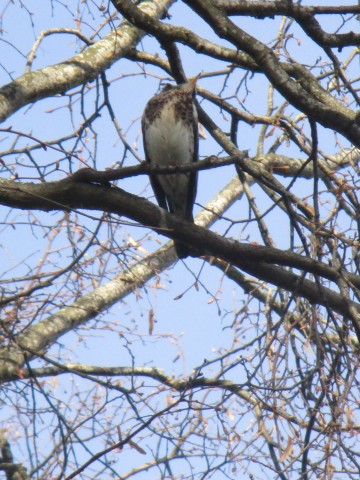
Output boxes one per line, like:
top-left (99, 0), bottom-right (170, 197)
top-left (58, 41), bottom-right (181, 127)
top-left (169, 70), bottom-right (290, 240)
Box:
top-left (0, 0), bottom-right (175, 123)
top-left (183, 0), bottom-right (360, 147)
top-left (20, 361), bottom-right (360, 434)
top-left (112, 0), bottom-right (360, 147)
top-left (217, 1), bottom-right (360, 48)
top-left (0, 177), bottom-right (359, 293)
top-left (0, 172), bottom-right (360, 382)
top-left (0, 176), bottom-right (358, 287)
top-left (0, 176), bottom-right (243, 381)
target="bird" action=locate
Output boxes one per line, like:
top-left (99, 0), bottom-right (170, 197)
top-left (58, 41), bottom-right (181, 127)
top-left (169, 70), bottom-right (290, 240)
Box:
top-left (142, 75), bottom-right (199, 259)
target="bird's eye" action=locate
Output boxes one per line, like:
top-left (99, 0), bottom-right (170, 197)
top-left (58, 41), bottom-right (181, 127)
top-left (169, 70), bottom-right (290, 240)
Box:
top-left (161, 84), bottom-right (174, 93)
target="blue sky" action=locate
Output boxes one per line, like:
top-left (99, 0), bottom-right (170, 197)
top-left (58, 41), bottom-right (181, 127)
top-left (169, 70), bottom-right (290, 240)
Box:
top-left (0, 0), bottom-right (359, 477)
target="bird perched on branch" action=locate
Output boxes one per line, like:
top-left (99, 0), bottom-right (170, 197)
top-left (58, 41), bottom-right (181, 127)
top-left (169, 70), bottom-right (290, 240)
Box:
top-left (142, 75), bottom-right (200, 259)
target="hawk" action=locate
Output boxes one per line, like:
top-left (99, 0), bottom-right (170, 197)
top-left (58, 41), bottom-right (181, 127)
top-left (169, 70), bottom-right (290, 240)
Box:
top-left (142, 75), bottom-right (199, 259)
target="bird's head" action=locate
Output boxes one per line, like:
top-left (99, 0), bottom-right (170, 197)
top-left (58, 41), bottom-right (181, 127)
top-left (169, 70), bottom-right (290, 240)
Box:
top-left (160, 74), bottom-right (201, 96)
top-left (179, 73), bottom-right (201, 94)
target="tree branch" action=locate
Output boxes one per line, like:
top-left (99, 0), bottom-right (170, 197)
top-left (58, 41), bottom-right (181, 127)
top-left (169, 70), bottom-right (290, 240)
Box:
top-left (217, 1), bottom-right (360, 48)
top-left (0, 172), bottom-right (360, 381)
top-left (0, 0), bottom-right (175, 123)
top-left (183, 0), bottom-right (360, 147)
top-left (0, 176), bottom-right (243, 381)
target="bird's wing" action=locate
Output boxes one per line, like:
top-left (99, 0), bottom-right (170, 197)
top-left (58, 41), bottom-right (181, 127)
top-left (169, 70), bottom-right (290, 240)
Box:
top-left (184, 104), bottom-right (199, 221)
top-left (142, 115), bottom-right (169, 212)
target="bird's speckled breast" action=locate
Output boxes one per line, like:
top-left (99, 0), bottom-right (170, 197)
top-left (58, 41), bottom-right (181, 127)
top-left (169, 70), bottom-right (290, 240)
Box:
top-left (144, 89), bottom-right (195, 125)
top-left (143, 91), bottom-right (197, 168)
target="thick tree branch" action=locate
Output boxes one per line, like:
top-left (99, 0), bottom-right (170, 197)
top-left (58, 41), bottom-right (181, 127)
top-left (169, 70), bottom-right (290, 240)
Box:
top-left (0, 0), bottom-right (175, 123)
top-left (217, 1), bottom-right (360, 48)
top-left (3, 2), bottom-right (360, 477)
top-left (212, 258), bottom-right (360, 348)
top-left (0, 177), bottom-right (359, 291)
top-left (0, 171), bottom-right (359, 380)
top-left (0, 176), bottom-right (243, 381)
top-left (183, 0), bottom-right (360, 147)
top-left (0, 173), bottom-right (358, 385)
top-left (113, 0), bottom-right (360, 147)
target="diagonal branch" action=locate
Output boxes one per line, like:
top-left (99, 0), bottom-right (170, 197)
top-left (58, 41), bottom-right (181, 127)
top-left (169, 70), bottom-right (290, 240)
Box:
top-left (182, 0), bottom-right (360, 147)
top-left (217, 1), bottom-right (360, 48)
top-left (1, 172), bottom-right (360, 381)
top-left (0, 0), bottom-right (175, 123)
top-left (0, 176), bottom-right (243, 381)
top-left (0, 176), bottom-right (359, 290)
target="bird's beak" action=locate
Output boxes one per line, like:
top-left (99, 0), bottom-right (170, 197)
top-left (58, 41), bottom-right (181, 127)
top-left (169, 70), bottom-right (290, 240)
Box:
top-left (188, 73), bottom-right (201, 91)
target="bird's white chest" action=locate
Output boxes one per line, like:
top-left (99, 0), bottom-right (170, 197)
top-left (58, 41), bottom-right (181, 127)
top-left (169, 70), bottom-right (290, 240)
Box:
top-left (144, 104), bottom-right (195, 167)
